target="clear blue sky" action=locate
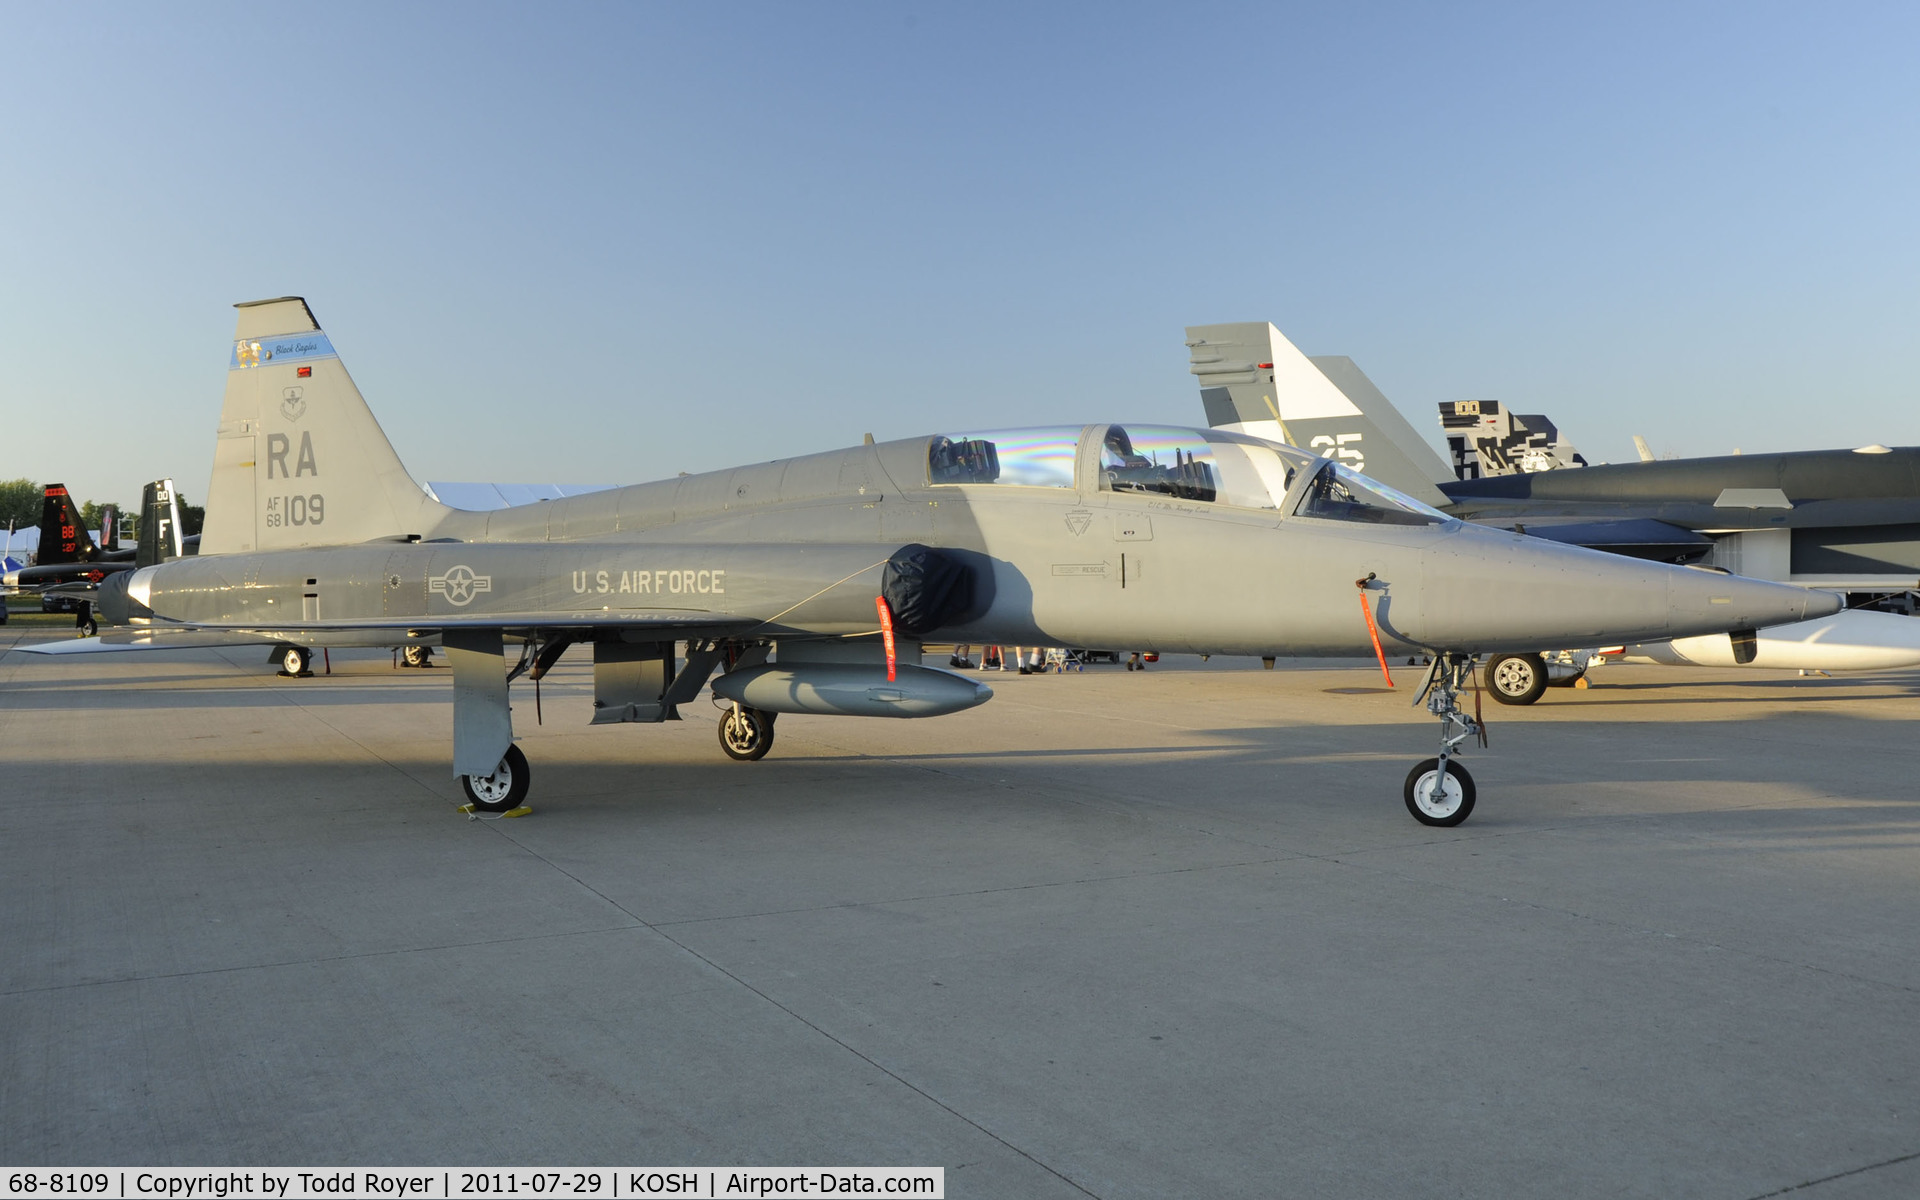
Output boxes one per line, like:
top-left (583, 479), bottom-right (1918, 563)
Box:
top-left (3, 2), bottom-right (1917, 508)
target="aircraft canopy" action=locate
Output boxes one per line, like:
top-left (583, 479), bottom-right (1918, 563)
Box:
top-left (926, 423), bottom-right (1449, 526)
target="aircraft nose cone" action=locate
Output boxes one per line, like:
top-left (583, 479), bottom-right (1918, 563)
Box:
top-left (1408, 526), bottom-right (1841, 653)
top-left (1664, 567), bottom-right (1841, 636)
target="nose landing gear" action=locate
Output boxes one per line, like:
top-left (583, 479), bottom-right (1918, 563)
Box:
top-left (1406, 654), bottom-right (1483, 826)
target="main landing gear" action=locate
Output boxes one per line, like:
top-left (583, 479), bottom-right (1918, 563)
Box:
top-left (461, 744), bottom-right (530, 813)
top-left (1486, 652), bottom-right (1547, 706)
top-left (718, 702), bottom-right (776, 761)
top-left (279, 645), bottom-right (313, 677)
top-left (1405, 654), bottom-right (1483, 827)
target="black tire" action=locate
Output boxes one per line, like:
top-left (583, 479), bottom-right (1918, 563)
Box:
top-left (718, 706), bottom-right (775, 761)
top-left (281, 646), bottom-right (311, 676)
top-left (1404, 757), bottom-right (1476, 826)
top-left (403, 645), bottom-right (432, 668)
top-left (461, 744), bottom-right (530, 813)
top-left (1486, 653), bottom-right (1547, 706)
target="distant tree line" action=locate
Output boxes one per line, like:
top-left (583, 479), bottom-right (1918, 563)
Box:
top-left (0, 478), bottom-right (39, 529)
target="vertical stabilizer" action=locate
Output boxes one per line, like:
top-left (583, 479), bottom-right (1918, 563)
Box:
top-left (201, 297), bottom-right (452, 555)
top-left (35, 484), bottom-right (96, 565)
top-left (136, 480), bottom-right (188, 569)
top-left (1186, 322), bottom-right (1452, 505)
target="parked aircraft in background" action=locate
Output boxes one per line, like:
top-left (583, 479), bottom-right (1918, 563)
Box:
top-left (1, 487), bottom-right (133, 627)
top-left (1187, 320), bottom-right (1920, 702)
top-left (21, 298), bottom-right (1832, 827)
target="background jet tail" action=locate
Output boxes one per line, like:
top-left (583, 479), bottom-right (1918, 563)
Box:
top-left (1185, 322), bottom-right (1453, 505)
top-left (36, 484), bottom-right (97, 565)
top-left (200, 296), bottom-right (452, 555)
top-left (136, 479), bottom-right (190, 568)
top-left (1437, 400), bottom-right (1588, 480)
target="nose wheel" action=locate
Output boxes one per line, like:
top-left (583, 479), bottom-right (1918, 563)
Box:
top-left (1407, 653), bottom-right (1484, 826)
top-left (1405, 757), bottom-right (1475, 826)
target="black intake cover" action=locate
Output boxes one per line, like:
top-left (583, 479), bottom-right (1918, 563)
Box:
top-left (882, 544), bottom-right (973, 636)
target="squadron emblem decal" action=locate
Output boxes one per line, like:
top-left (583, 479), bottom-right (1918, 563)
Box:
top-left (428, 564), bottom-right (492, 606)
top-left (280, 386), bottom-right (306, 421)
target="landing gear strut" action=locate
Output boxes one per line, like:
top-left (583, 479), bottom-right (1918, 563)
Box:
top-left (1405, 654), bottom-right (1482, 826)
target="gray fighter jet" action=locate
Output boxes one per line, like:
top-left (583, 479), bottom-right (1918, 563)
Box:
top-left (1188, 321), bottom-right (1920, 589)
top-left (25, 298), bottom-right (1834, 827)
top-left (1189, 320), bottom-right (1920, 701)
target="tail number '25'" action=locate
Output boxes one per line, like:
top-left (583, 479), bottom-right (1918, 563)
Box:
top-left (265, 494), bottom-right (326, 528)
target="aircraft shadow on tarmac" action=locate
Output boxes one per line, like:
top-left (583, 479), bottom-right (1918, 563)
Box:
top-left (10, 709), bottom-right (1909, 822)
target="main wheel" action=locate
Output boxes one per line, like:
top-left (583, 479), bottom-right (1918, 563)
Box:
top-left (461, 744), bottom-right (530, 813)
top-left (1486, 652), bottom-right (1547, 705)
top-left (718, 706), bottom-right (775, 761)
top-left (1404, 757), bottom-right (1476, 826)
top-left (403, 644), bottom-right (433, 668)
top-left (281, 645), bottom-right (311, 676)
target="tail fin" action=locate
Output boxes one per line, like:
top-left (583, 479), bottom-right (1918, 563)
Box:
top-left (1185, 322), bottom-right (1452, 505)
top-left (201, 297), bottom-right (452, 555)
top-left (135, 479), bottom-right (188, 569)
top-left (98, 504), bottom-right (120, 551)
top-left (1437, 400), bottom-right (1587, 480)
top-left (36, 484), bottom-right (97, 565)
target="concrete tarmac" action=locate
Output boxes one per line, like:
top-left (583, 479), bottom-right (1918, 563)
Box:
top-left (2, 630), bottom-right (1917, 1198)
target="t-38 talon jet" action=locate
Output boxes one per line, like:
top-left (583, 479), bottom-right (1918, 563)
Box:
top-left (25, 298), bottom-right (1834, 826)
